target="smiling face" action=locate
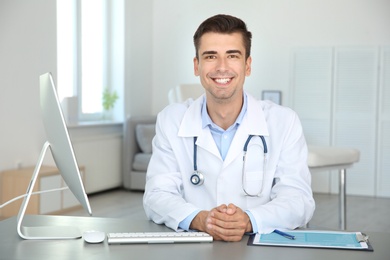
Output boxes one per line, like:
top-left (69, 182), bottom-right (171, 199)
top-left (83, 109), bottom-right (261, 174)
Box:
top-left (194, 32), bottom-right (252, 104)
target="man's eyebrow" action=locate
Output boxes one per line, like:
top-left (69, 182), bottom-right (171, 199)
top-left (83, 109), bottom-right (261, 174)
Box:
top-left (201, 51), bottom-right (217, 56)
top-left (226, 50), bottom-right (242, 55)
top-left (201, 50), bottom-right (242, 56)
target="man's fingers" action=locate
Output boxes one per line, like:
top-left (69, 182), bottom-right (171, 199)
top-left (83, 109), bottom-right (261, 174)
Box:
top-left (226, 203), bottom-right (237, 215)
top-left (215, 204), bottom-right (228, 213)
top-left (206, 221), bottom-right (244, 242)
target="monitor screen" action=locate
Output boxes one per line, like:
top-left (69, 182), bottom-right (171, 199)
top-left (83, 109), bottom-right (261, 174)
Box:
top-left (40, 72), bottom-right (92, 215)
top-left (16, 72), bottom-right (92, 239)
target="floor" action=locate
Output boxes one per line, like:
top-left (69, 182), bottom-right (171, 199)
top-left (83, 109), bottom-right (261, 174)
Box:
top-left (64, 189), bottom-right (390, 234)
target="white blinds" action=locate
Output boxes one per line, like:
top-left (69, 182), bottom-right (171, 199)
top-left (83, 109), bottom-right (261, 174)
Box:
top-left (292, 46), bottom-right (389, 197)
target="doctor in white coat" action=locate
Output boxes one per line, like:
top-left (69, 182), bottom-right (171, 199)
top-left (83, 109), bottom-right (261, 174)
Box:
top-left (143, 14), bottom-right (315, 242)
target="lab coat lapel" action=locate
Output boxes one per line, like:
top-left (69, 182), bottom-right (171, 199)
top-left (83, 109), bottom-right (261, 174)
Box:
top-left (178, 95), bottom-right (220, 158)
top-left (245, 94), bottom-right (269, 137)
top-left (196, 128), bottom-right (220, 158)
top-left (178, 96), bottom-right (204, 137)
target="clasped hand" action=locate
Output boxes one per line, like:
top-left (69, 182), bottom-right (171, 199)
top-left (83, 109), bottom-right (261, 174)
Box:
top-left (190, 203), bottom-right (252, 242)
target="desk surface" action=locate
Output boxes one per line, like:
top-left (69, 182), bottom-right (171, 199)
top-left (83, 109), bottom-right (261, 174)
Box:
top-left (0, 215), bottom-right (387, 260)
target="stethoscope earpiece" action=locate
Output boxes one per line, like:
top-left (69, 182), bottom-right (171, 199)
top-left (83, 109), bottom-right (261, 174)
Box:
top-left (190, 171), bottom-right (204, 186)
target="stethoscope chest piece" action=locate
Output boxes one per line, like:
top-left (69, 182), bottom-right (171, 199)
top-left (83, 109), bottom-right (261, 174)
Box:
top-left (190, 171), bottom-right (204, 186)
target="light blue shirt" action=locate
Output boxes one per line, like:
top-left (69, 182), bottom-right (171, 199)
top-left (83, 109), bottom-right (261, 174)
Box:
top-left (179, 94), bottom-right (258, 233)
top-left (201, 95), bottom-right (245, 160)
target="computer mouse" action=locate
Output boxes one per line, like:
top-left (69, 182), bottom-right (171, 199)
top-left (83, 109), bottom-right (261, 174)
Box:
top-left (83, 230), bottom-right (106, 244)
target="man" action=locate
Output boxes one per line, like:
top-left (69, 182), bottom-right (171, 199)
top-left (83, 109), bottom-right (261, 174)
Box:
top-left (143, 14), bottom-right (315, 242)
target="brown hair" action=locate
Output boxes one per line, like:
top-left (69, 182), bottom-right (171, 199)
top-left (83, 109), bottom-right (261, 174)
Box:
top-left (193, 14), bottom-right (252, 60)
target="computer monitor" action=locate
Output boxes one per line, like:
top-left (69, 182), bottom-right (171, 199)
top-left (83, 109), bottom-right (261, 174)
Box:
top-left (16, 72), bottom-right (92, 240)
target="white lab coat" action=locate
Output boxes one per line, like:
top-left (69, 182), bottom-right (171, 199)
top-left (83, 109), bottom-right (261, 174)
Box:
top-left (143, 93), bottom-right (315, 234)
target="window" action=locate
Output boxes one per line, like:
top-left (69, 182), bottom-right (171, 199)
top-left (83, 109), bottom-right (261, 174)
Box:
top-left (80, 0), bottom-right (106, 116)
top-left (57, 0), bottom-right (123, 122)
top-left (57, 0), bottom-right (76, 101)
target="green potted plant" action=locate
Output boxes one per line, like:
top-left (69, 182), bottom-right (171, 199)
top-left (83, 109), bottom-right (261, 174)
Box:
top-left (102, 88), bottom-right (118, 119)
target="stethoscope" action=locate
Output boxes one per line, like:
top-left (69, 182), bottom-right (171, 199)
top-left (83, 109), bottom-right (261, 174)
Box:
top-left (190, 135), bottom-right (268, 197)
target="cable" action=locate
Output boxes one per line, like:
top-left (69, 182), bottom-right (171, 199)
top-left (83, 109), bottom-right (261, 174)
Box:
top-left (0, 186), bottom-right (69, 209)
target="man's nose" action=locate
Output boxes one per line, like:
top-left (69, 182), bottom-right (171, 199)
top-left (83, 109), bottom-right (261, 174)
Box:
top-left (215, 57), bottom-right (228, 72)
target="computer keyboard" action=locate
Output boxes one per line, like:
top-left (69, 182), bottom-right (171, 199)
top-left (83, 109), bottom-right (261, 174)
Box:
top-left (107, 231), bottom-right (213, 244)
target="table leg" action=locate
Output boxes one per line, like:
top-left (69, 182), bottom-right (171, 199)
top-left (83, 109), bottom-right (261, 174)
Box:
top-left (339, 169), bottom-right (346, 230)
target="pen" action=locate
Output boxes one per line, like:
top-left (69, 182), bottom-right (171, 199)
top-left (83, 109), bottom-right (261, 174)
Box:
top-left (273, 229), bottom-right (296, 240)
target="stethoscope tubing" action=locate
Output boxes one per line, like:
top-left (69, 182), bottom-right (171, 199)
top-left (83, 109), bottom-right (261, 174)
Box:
top-left (191, 135), bottom-right (268, 197)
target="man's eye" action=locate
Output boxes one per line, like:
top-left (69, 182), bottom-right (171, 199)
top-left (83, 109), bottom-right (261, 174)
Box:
top-left (205, 55), bottom-right (216, 60)
top-left (228, 54), bottom-right (239, 59)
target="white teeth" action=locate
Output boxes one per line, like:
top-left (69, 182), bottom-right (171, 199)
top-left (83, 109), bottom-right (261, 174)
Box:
top-left (215, 78), bottom-right (230, 84)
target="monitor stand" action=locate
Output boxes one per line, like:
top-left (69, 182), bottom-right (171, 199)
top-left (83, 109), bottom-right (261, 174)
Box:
top-left (16, 141), bottom-right (81, 240)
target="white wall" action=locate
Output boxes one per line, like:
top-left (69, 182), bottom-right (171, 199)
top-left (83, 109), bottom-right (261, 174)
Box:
top-left (0, 0), bottom-right (57, 170)
top-left (150, 0), bottom-right (390, 114)
top-left (124, 0), bottom-right (154, 118)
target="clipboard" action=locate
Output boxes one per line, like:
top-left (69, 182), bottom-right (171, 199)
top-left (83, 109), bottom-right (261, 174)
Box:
top-left (247, 230), bottom-right (373, 251)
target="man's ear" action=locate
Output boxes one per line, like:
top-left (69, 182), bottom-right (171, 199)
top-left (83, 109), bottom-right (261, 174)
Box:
top-left (193, 57), bottom-right (199, 76)
top-left (245, 56), bottom-right (252, 76)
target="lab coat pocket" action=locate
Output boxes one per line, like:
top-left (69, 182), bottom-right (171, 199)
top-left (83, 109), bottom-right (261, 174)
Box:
top-left (243, 170), bottom-right (263, 196)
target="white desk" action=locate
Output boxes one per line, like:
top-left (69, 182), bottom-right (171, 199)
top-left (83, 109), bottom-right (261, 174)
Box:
top-left (0, 215), bottom-right (386, 260)
top-left (308, 146), bottom-right (360, 230)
